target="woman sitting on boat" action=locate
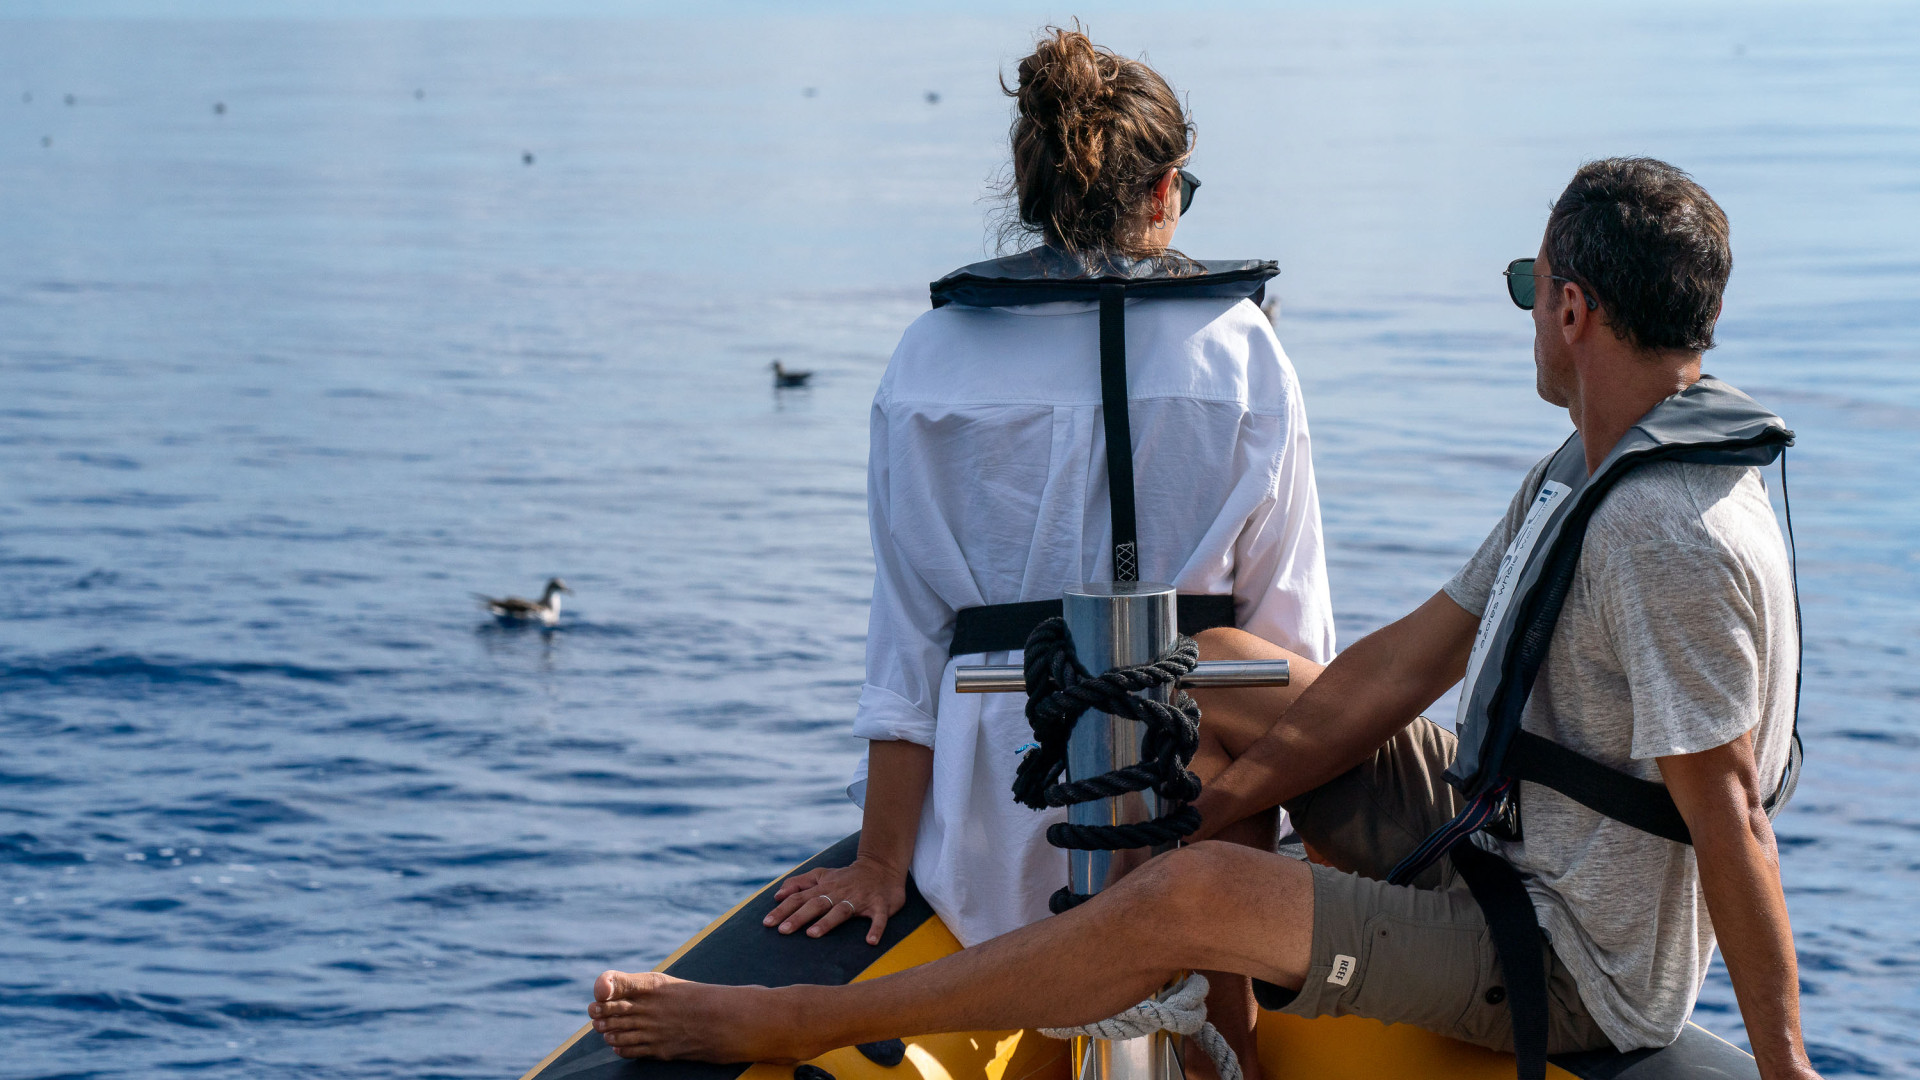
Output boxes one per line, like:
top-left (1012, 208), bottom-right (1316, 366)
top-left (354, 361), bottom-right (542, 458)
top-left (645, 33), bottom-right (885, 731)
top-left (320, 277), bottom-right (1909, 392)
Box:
top-left (760, 27), bottom-right (1336, 1075)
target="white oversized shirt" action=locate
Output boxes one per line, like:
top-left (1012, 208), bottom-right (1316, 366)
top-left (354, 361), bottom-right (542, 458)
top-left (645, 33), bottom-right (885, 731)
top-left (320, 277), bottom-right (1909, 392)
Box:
top-left (852, 294), bottom-right (1336, 947)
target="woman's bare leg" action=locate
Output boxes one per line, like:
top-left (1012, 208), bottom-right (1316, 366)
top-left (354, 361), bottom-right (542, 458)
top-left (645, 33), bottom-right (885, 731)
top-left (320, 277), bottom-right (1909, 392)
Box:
top-left (587, 842), bottom-right (1315, 1063)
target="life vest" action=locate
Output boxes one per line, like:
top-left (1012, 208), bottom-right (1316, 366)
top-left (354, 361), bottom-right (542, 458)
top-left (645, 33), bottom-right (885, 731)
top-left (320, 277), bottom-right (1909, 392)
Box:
top-left (1391, 374), bottom-right (1802, 883)
top-left (1380, 374), bottom-right (1804, 1080)
top-left (927, 246), bottom-right (1280, 656)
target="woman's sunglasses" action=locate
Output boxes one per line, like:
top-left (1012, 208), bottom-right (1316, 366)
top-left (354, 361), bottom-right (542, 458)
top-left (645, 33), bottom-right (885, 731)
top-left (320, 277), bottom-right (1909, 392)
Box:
top-left (1177, 168), bottom-right (1201, 215)
top-left (1504, 257), bottom-right (1598, 311)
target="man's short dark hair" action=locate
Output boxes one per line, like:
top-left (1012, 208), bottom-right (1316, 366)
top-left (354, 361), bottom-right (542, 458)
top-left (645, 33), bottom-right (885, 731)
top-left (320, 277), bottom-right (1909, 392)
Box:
top-left (1546, 158), bottom-right (1731, 353)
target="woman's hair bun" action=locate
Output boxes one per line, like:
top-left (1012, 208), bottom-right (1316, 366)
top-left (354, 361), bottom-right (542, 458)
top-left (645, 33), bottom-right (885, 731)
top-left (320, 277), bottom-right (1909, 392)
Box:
top-left (1015, 29), bottom-right (1118, 189)
top-left (1002, 25), bottom-right (1193, 258)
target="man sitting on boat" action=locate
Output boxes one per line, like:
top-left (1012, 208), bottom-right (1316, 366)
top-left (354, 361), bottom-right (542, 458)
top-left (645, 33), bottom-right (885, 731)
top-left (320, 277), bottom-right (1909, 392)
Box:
top-left (586, 158), bottom-right (1821, 1080)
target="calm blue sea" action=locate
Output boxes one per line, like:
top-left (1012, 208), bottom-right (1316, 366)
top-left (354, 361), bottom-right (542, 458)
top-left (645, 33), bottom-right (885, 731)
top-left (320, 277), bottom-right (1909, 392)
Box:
top-left (1, 6), bottom-right (1916, 1077)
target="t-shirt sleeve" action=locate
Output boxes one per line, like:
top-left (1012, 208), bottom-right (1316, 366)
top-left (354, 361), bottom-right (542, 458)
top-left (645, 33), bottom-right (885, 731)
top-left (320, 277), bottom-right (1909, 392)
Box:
top-left (1596, 539), bottom-right (1764, 760)
top-left (1444, 455), bottom-right (1555, 617)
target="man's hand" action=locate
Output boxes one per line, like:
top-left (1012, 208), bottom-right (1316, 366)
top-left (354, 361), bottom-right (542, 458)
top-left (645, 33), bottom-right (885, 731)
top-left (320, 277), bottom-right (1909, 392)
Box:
top-left (1660, 734), bottom-right (1822, 1080)
top-left (765, 855), bottom-right (909, 946)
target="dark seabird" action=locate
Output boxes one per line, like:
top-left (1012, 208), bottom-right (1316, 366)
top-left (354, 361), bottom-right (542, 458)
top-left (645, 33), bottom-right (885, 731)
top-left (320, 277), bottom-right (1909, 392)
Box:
top-left (214, 102), bottom-right (226, 115)
top-left (64, 93), bottom-right (74, 105)
top-left (476, 578), bottom-right (572, 626)
top-left (771, 360), bottom-right (813, 388)
top-left (523, 151), bottom-right (535, 165)
top-left (925, 91), bottom-right (940, 104)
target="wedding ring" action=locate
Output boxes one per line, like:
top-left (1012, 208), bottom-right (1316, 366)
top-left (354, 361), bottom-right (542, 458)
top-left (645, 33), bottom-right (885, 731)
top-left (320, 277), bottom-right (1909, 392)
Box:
top-left (837, 899), bottom-right (856, 911)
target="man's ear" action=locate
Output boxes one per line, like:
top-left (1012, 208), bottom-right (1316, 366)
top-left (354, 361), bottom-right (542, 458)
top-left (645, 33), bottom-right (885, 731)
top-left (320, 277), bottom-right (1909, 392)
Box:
top-left (1560, 282), bottom-right (1587, 345)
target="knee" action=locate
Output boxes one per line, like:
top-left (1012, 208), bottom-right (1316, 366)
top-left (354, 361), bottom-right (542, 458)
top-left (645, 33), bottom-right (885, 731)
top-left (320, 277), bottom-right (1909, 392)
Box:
top-left (1124, 842), bottom-right (1243, 925)
top-left (1194, 627), bottom-right (1272, 663)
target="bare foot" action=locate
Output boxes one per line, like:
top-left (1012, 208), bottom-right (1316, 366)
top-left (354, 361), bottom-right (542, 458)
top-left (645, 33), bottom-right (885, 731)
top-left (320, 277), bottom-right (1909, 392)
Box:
top-left (588, 970), bottom-right (817, 1063)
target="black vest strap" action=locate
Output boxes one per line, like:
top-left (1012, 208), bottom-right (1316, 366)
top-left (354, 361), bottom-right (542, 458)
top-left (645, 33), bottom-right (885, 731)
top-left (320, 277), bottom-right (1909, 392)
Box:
top-left (1504, 731), bottom-right (1693, 845)
top-left (1451, 844), bottom-right (1549, 1080)
top-left (1504, 725), bottom-right (1800, 848)
top-left (949, 593), bottom-right (1236, 657)
top-left (1098, 284), bottom-right (1139, 582)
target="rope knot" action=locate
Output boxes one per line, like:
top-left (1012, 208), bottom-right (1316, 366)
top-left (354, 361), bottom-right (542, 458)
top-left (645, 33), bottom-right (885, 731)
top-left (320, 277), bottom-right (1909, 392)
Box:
top-left (1011, 616), bottom-right (1204, 911)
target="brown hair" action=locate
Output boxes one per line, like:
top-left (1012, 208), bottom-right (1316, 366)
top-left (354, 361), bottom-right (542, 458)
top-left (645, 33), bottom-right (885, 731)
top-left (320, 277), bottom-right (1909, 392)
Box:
top-left (1002, 27), bottom-right (1193, 259)
top-left (1545, 158), bottom-right (1731, 353)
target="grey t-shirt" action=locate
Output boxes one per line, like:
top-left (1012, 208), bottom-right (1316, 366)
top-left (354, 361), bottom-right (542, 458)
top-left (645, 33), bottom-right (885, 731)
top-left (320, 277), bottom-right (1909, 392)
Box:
top-left (1444, 454), bottom-right (1797, 1051)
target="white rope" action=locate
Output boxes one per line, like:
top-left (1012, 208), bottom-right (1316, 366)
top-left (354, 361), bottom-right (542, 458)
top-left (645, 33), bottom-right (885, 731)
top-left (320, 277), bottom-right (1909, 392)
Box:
top-left (1038, 973), bottom-right (1242, 1080)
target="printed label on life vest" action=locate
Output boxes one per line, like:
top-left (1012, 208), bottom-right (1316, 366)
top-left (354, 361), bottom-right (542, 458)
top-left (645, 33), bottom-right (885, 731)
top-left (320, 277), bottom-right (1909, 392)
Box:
top-left (1327, 954), bottom-right (1356, 987)
top-left (1457, 480), bottom-right (1573, 729)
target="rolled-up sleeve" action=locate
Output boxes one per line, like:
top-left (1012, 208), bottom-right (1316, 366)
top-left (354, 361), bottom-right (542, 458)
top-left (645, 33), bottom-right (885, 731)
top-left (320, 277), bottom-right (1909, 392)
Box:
top-left (851, 395), bottom-right (949, 748)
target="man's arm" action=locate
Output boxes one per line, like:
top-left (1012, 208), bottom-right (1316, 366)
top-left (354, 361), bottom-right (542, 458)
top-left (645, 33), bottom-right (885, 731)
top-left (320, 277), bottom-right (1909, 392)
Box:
top-left (1190, 590), bottom-right (1481, 840)
top-left (1660, 736), bottom-right (1820, 1080)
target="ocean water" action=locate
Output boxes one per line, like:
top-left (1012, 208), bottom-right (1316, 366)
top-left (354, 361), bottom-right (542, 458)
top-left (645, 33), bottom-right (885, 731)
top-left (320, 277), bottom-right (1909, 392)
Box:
top-left (1, 7), bottom-right (1917, 1077)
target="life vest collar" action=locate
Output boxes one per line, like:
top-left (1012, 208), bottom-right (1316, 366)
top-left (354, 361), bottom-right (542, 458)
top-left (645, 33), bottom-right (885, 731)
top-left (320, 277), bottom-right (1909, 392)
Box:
top-left (929, 245), bottom-right (1277, 310)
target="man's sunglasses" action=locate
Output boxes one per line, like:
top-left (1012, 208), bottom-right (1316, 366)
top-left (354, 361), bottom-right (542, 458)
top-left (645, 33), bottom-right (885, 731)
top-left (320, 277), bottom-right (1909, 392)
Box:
top-left (1504, 257), bottom-right (1598, 311)
top-left (1177, 168), bottom-right (1201, 215)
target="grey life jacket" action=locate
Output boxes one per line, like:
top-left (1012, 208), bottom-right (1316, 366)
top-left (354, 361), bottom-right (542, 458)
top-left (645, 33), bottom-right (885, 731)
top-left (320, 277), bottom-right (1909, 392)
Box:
top-left (1389, 374), bottom-right (1803, 884)
top-left (929, 246), bottom-right (1280, 656)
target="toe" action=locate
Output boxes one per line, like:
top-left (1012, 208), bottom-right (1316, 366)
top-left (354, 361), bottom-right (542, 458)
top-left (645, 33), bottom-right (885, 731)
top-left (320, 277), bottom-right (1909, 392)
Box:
top-left (603, 1028), bottom-right (652, 1047)
top-left (597, 969), bottom-right (669, 1002)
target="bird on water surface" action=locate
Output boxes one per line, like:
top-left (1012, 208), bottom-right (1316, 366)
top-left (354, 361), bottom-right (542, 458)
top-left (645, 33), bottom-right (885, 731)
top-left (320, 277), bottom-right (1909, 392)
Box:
top-left (771, 360), bottom-right (813, 388)
top-left (476, 578), bottom-right (572, 626)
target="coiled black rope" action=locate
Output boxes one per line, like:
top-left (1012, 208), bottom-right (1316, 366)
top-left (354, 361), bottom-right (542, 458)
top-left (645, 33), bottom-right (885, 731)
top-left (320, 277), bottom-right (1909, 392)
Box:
top-left (1012, 617), bottom-right (1203, 913)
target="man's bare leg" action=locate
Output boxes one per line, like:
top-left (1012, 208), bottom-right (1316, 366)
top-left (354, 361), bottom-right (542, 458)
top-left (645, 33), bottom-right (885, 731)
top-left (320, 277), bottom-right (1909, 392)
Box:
top-left (1181, 630), bottom-right (1325, 1080)
top-left (588, 841), bottom-right (1315, 1063)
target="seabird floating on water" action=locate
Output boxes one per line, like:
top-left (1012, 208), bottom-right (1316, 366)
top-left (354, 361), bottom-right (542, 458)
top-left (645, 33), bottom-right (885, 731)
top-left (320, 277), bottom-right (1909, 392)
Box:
top-left (476, 578), bottom-right (571, 626)
top-left (771, 360), bottom-right (813, 388)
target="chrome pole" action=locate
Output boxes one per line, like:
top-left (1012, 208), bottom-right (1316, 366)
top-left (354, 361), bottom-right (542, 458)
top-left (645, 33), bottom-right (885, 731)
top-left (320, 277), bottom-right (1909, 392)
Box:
top-left (953, 658), bottom-right (1290, 694)
top-left (1059, 582), bottom-right (1184, 1080)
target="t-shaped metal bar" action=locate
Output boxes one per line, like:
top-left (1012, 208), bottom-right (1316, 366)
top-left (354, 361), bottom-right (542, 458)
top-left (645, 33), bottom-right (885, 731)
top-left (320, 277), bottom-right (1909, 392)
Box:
top-left (954, 657), bottom-right (1290, 694)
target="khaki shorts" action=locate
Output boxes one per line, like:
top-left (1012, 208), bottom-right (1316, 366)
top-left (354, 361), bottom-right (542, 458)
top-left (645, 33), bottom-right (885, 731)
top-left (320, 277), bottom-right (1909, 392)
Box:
top-left (1262, 717), bottom-right (1612, 1055)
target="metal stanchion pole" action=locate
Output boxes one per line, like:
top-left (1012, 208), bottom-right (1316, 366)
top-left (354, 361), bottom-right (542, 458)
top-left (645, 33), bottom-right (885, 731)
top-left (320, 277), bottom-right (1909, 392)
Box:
top-left (953, 588), bottom-right (1288, 1080)
top-left (1060, 582), bottom-right (1183, 1080)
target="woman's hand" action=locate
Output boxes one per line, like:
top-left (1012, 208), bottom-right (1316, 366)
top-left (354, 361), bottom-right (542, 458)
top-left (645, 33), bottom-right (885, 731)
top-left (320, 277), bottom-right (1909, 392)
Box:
top-left (763, 855), bottom-right (907, 946)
